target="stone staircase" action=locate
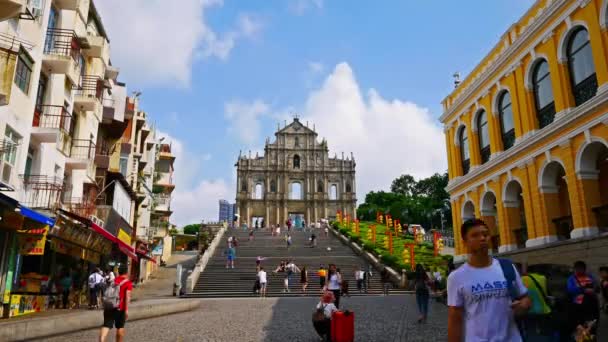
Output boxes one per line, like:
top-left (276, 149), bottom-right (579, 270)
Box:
top-left (184, 227), bottom-right (407, 298)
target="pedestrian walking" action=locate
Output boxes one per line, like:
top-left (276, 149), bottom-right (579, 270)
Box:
top-left (447, 219), bottom-right (531, 342)
top-left (258, 267), bottom-right (267, 297)
top-left (310, 232), bottom-right (317, 248)
top-left (414, 264), bottom-right (431, 323)
top-left (301, 266), bottom-right (309, 294)
top-left (286, 234), bottom-right (292, 248)
top-left (324, 225), bottom-right (329, 237)
top-left (88, 268), bottom-right (104, 309)
top-left (363, 265), bottom-right (372, 293)
top-left (287, 219), bottom-right (292, 231)
top-left (285, 260), bottom-right (300, 292)
top-left (381, 267), bottom-right (391, 296)
top-left (99, 266), bottom-right (133, 342)
top-left (249, 230), bottom-right (254, 241)
top-left (355, 266), bottom-right (364, 293)
top-left (318, 265), bottom-right (327, 291)
top-left (517, 263), bottom-right (555, 341)
top-left (105, 267), bottom-right (115, 283)
top-left (59, 270), bottom-right (73, 309)
top-left (324, 264), bottom-right (343, 309)
top-left (566, 260), bottom-right (600, 338)
top-left (225, 246), bottom-right (236, 269)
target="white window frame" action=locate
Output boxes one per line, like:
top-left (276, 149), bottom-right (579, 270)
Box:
top-left (1, 126), bottom-right (21, 184)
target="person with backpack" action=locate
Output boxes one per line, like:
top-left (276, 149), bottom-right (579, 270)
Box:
top-left (517, 263), bottom-right (555, 341)
top-left (312, 291), bottom-right (338, 341)
top-left (99, 266), bottom-right (133, 342)
top-left (88, 268), bottom-right (104, 309)
top-left (447, 219), bottom-right (531, 342)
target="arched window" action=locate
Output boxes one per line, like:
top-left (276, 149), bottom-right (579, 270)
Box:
top-left (254, 183), bottom-right (263, 200)
top-left (329, 184), bottom-right (338, 200)
top-left (477, 110), bottom-right (490, 164)
top-left (567, 27), bottom-right (597, 106)
top-left (294, 136), bottom-right (300, 147)
top-left (459, 127), bottom-right (470, 175)
top-left (533, 60), bottom-right (556, 129)
top-left (293, 155), bottom-right (300, 169)
top-left (289, 182), bottom-right (302, 200)
top-left (270, 180), bottom-right (276, 192)
top-left (498, 91), bottom-right (515, 151)
top-left (345, 182), bottom-right (352, 193)
top-left (241, 179), bottom-right (247, 192)
top-left (317, 180), bottom-right (323, 193)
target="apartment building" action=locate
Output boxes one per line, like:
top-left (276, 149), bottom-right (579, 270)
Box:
top-left (0, 0), bottom-right (176, 316)
top-left (441, 0), bottom-right (608, 268)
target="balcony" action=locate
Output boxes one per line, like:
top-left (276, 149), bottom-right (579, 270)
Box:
top-left (62, 197), bottom-right (96, 218)
top-left (502, 129), bottom-right (515, 151)
top-left (0, 0), bottom-right (23, 21)
top-left (66, 139), bottom-right (95, 174)
top-left (153, 194), bottom-right (172, 214)
top-left (83, 34), bottom-right (109, 63)
top-left (158, 144), bottom-right (175, 162)
top-left (42, 29), bottom-right (82, 84)
top-left (573, 74), bottom-right (598, 107)
top-left (20, 175), bottom-right (64, 211)
top-left (73, 75), bottom-right (102, 112)
top-left (105, 65), bottom-right (119, 80)
top-left (31, 105), bottom-right (72, 143)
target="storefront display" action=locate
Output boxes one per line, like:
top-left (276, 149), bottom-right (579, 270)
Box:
top-left (9, 294), bottom-right (50, 317)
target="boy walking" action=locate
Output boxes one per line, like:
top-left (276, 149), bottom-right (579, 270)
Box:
top-left (447, 219), bottom-right (530, 342)
top-left (99, 266), bottom-right (133, 342)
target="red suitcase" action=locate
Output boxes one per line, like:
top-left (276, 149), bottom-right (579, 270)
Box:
top-left (331, 310), bottom-right (354, 342)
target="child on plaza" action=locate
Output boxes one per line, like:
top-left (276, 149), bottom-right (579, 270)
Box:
top-left (312, 291), bottom-right (338, 341)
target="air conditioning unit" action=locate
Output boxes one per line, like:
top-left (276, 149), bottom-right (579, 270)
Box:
top-left (25, 0), bottom-right (43, 20)
top-left (89, 215), bottom-right (105, 227)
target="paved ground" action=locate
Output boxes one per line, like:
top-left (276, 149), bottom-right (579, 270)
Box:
top-left (41, 295), bottom-right (447, 342)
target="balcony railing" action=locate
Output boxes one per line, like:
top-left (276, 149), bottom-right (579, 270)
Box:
top-left (43, 28), bottom-right (81, 61)
top-left (63, 197), bottom-right (96, 218)
top-left (593, 204), bottom-right (608, 233)
top-left (502, 129), bottom-right (515, 151)
top-left (32, 105), bottom-right (72, 133)
top-left (480, 146), bottom-right (491, 164)
top-left (0, 32), bottom-right (34, 54)
top-left (462, 159), bottom-right (470, 175)
top-left (20, 174), bottom-right (64, 210)
top-left (573, 74), bottom-right (598, 107)
top-left (537, 102), bottom-right (556, 129)
top-left (552, 215), bottom-right (573, 240)
top-left (70, 139), bottom-right (95, 159)
top-left (73, 75), bottom-right (103, 100)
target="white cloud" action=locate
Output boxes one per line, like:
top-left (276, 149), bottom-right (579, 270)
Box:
top-left (228, 63), bottom-right (447, 202)
top-left (288, 0), bottom-right (324, 15)
top-left (96, 1), bottom-right (263, 87)
top-left (300, 63), bottom-right (447, 197)
top-left (155, 131), bottom-right (228, 226)
top-left (224, 99), bottom-right (270, 146)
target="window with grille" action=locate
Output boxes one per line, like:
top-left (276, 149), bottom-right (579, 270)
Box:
top-left (1, 127), bottom-right (20, 183)
top-left (14, 48), bottom-right (33, 94)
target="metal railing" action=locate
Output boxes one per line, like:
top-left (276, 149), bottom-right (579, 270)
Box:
top-left (32, 105), bottom-right (72, 133)
top-left (70, 139), bottom-right (96, 159)
top-left (73, 75), bottom-right (103, 100)
top-left (480, 146), bottom-right (491, 164)
top-left (537, 102), bottom-right (556, 129)
top-left (462, 159), bottom-right (470, 175)
top-left (573, 74), bottom-right (598, 106)
top-left (0, 32), bottom-right (34, 53)
top-left (502, 129), bottom-right (515, 151)
top-left (43, 28), bottom-right (81, 61)
top-left (63, 197), bottom-right (96, 217)
top-left (20, 174), bottom-right (64, 210)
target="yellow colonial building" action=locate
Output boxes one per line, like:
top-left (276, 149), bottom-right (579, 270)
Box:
top-left (441, 0), bottom-right (608, 262)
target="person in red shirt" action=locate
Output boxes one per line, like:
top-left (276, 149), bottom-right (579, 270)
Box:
top-left (99, 266), bottom-right (133, 342)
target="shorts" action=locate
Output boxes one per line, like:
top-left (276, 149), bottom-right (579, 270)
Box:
top-left (227, 255), bottom-right (234, 261)
top-left (260, 282), bottom-right (267, 289)
top-left (103, 308), bottom-right (127, 329)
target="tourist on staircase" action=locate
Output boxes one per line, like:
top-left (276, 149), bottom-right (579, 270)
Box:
top-left (285, 260), bottom-right (300, 293)
top-left (324, 264), bottom-right (343, 309)
top-left (257, 267), bottom-right (267, 297)
top-left (355, 266), bottom-right (364, 293)
top-left (381, 267), bottom-right (391, 296)
top-left (225, 246), bottom-right (236, 269)
top-left (301, 266), bottom-right (309, 294)
top-left (286, 234), bottom-right (293, 249)
top-left (414, 264), bottom-right (432, 324)
top-left (318, 265), bottom-right (327, 292)
top-left (310, 232), bottom-right (317, 248)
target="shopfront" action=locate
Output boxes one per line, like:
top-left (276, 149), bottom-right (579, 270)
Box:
top-left (134, 240), bottom-right (157, 283)
top-left (0, 193), bottom-right (20, 318)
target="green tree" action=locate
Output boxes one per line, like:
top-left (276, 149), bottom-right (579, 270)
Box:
top-left (390, 174), bottom-right (416, 197)
top-left (182, 223), bottom-right (200, 235)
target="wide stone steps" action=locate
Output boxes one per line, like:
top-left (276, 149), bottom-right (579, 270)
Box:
top-left (187, 228), bottom-right (407, 298)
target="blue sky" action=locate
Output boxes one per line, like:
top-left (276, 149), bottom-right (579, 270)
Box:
top-left (97, 0), bottom-right (534, 226)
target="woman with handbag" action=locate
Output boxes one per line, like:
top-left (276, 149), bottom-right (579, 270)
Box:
top-left (312, 291), bottom-right (337, 341)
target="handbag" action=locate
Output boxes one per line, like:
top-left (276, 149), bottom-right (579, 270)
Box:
top-left (312, 304), bottom-right (327, 322)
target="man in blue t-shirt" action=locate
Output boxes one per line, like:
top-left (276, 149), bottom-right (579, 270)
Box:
top-left (447, 219), bottom-right (531, 342)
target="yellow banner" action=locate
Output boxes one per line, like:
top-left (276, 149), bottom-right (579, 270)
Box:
top-left (118, 228), bottom-right (131, 245)
top-left (17, 226), bottom-right (49, 256)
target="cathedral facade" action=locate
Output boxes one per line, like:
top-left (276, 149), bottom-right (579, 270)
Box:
top-left (235, 118), bottom-right (357, 227)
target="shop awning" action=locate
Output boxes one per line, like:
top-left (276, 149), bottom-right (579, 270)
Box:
top-left (137, 252), bottom-right (157, 264)
top-left (90, 222), bottom-right (118, 244)
top-left (19, 206), bottom-right (55, 226)
top-left (119, 245), bottom-right (138, 261)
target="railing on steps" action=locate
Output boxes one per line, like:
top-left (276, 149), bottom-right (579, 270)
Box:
top-left (185, 224), bottom-right (228, 293)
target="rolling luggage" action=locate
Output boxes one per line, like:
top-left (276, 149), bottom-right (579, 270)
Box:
top-left (331, 310), bottom-right (354, 342)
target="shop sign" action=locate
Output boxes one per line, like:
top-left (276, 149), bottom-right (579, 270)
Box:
top-left (118, 228), bottom-right (131, 246)
top-left (152, 243), bottom-right (163, 256)
top-left (9, 294), bottom-right (49, 317)
top-left (50, 240), bottom-right (82, 259)
top-left (82, 249), bottom-right (101, 264)
top-left (16, 226), bottom-right (49, 256)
